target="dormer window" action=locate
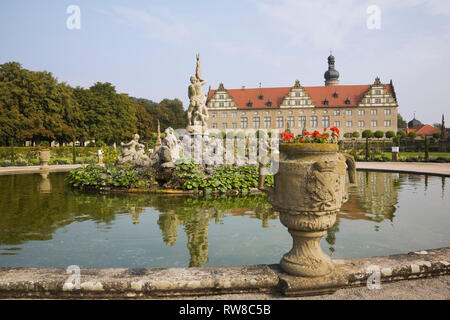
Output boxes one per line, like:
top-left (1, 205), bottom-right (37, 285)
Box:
top-left (258, 93), bottom-right (264, 100)
top-left (323, 98), bottom-right (329, 105)
top-left (247, 100), bottom-right (253, 107)
top-left (345, 97), bottom-right (351, 104)
top-left (333, 92), bottom-right (338, 98)
top-left (266, 99), bottom-right (272, 107)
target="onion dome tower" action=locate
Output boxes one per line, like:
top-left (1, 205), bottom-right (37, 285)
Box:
top-left (324, 53), bottom-right (340, 86)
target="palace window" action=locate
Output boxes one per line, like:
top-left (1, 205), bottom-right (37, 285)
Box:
top-left (321, 116), bottom-right (330, 128)
top-left (375, 90), bottom-right (381, 95)
top-left (223, 123), bottom-right (227, 129)
top-left (219, 102), bottom-right (224, 107)
top-left (295, 100), bottom-right (301, 106)
top-left (232, 112), bottom-right (237, 118)
top-left (219, 94), bottom-right (224, 99)
top-left (358, 110), bottom-right (365, 116)
top-left (334, 121), bottom-right (340, 127)
top-left (384, 109), bottom-right (391, 115)
top-left (305, 100), bottom-right (309, 105)
top-left (366, 98), bottom-right (371, 103)
top-left (371, 109), bottom-right (377, 115)
top-left (241, 117), bottom-right (248, 128)
top-left (276, 116), bottom-right (284, 128)
top-left (295, 92), bottom-right (301, 97)
top-left (264, 117), bottom-right (271, 128)
top-left (375, 98), bottom-right (381, 103)
top-left (386, 98), bottom-right (390, 103)
top-left (346, 110), bottom-right (352, 116)
top-left (334, 110), bottom-right (340, 116)
top-left (310, 116), bottom-right (318, 128)
top-left (253, 117), bottom-right (260, 128)
top-left (222, 113), bottom-right (227, 118)
top-left (212, 113), bottom-right (217, 118)
top-left (212, 123), bottom-right (217, 129)
top-left (384, 120), bottom-right (391, 127)
top-left (346, 121), bottom-right (352, 127)
top-left (287, 116), bottom-right (295, 129)
top-left (298, 116), bottom-right (306, 128)
top-left (232, 123), bottom-right (237, 128)
top-left (358, 121), bottom-right (365, 127)
top-left (371, 120), bottom-right (377, 127)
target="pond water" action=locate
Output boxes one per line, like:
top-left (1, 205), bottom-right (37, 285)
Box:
top-left (0, 171), bottom-right (449, 268)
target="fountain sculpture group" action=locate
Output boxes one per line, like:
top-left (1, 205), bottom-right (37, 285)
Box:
top-left (117, 54), bottom-right (356, 278)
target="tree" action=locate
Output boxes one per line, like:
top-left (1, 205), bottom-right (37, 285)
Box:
top-left (397, 113), bottom-right (407, 129)
top-left (362, 130), bottom-right (373, 160)
top-left (343, 132), bottom-right (351, 138)
top-left (397, 131), bottom-right (407, 139)
top-left (374, 130), bottom-right (384, 139)
top-left (424, 135), bottom-right (429, 160)
top-left (385, 131), bottom-right (395, 139)
top-left (432, 131), bottom-right (441, 140)
top-left (408, 131), bottom-right (418, 140)
top-left (362, 130), bottom-right (373, 139)
top-left (352, 131), bottom-right (360, 138)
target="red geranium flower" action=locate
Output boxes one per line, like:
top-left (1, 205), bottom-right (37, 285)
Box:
top-left (312, 130), bottom-right (321, 138)
top-left (303, 131), bottom-right (312, 136)
top-left (330, 126), bottom-right (340, 134)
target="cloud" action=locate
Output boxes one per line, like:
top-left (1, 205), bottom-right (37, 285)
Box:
top-left (212, 41), bottom-right (296, 67)
top-left (254, 0), bottom-right (367, 49)
top-left (108, 6), bottom-right (190, 45)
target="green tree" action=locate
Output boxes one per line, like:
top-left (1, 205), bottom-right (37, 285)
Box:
top-left (408, 131), bottom-right (418, 140)
top-left (362, 130), bottom-right (373, 161)
top-left (374, 130), bottom-right (384, 139)
top-left (397, 113), bottom-right (407, 129)
top-left (385, 131), bottom-right (395, 139)
top-left (352, 131), bottom-right (360, 138)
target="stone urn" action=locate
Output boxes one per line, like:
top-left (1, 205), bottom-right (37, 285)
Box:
top-left (38, 149), bottom-right (51, 167)
top-left (259, 143), bottom-right (356, 277)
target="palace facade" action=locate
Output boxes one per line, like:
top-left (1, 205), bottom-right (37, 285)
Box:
top-left (206, 54), bottom-right (398, 136)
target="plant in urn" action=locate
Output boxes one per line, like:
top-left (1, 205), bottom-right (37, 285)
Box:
top-left (259, 128), bottom-right (356, 277)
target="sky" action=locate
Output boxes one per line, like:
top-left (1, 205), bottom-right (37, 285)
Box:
top-left (0, 0), bottom-right (449, 125)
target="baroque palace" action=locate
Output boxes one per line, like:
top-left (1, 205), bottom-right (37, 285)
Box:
top-left (206, 54), bottom-right (398, 136)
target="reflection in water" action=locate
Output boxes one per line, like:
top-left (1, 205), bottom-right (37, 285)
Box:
top-left (0, 171), bottom-right (449, 267)
top-left (38, 169), bottom-right (51, 194)
top-left (339, 171), bottom-right (400, 223)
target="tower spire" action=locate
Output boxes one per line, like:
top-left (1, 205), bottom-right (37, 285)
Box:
top-left (324, 52), bottom-right (339, 86)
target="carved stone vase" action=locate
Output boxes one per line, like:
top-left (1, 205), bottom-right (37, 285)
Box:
top-left (38, 149), bottom-right (51, 167)
top-left (259, 143), bottom-right (355, 277)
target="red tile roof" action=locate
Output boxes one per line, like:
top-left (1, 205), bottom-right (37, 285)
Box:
top-left (208, 87), bottom-right (291, 109)
top-left (408, 124), bottom-right (440, 136)
top-left (208, 84), bottom-right (394, 109)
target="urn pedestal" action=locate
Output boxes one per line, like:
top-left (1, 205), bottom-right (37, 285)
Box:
top-left (38, 149), bottom-right (51, 167)
top-left (260, 143), bottom-right (355, 277)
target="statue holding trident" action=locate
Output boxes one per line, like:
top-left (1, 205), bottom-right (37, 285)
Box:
top-left (187, 54), bottom-right (209, 132)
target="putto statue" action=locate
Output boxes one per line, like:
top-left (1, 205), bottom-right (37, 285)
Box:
top-left (187, 54), bottom-right (209, 133)
top-left (118, 133), bottom-right (150, 166)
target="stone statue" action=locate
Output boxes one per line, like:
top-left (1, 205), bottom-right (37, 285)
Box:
top-left (118, 133), bottom-right (150, 166)
top-left (151, 127), bottom-right (181, 169)
top-left (119, 134), bottom-right (140, 163)
top-left (187, 54), bottom-right (209, 132)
